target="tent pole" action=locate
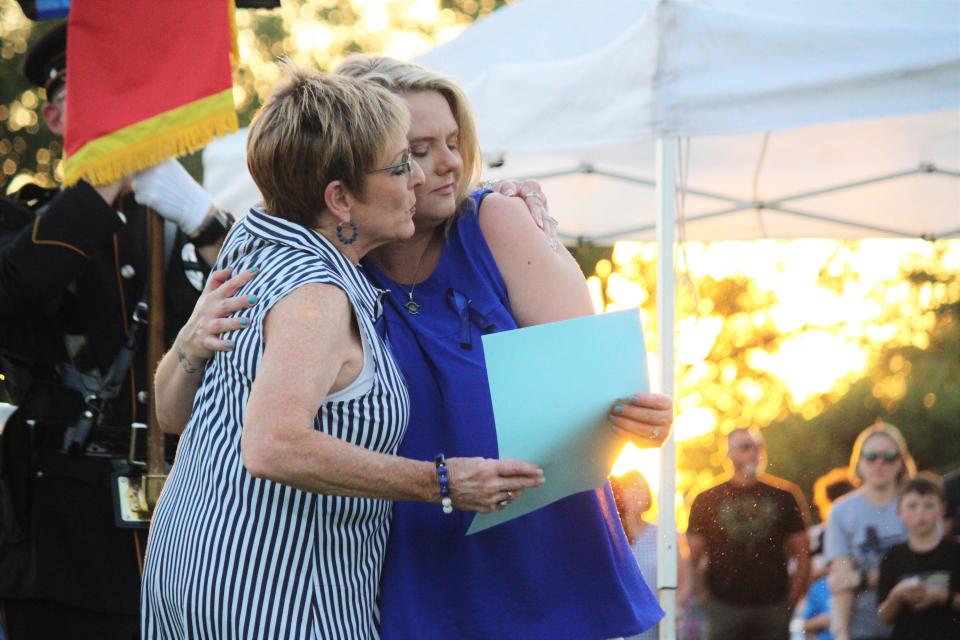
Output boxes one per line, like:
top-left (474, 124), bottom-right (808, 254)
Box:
top-left (656, 138), bottom-right (678, 639)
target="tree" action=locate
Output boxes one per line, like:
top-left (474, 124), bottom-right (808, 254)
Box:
top-left (766, 281), bottom-right (960, 513)
top-left (588, 239), bottom-right (959, 524)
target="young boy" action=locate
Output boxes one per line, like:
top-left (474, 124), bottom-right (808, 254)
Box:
top-left (876, 473), bottom-right (960, 639)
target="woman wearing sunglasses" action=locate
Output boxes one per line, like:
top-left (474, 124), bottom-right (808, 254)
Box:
top-left (826, 422), bottom-right (917, 640)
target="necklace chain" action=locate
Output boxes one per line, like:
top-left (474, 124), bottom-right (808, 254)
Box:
top-left (401, 235), bottom-right (434, 315)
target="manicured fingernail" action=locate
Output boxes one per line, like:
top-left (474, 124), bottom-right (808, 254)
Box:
top-left (226, 340), bottom-right (234, 351)
top-left (613, 404), bottom-right (624, 414)
top-left (239, 318), bottom-right (248, 327)
top-left (247, 295), bottom-right (258, 304)
top-left (619, 395), bottom-right (637, 404)
top-left (503, 187), bottom-right (515, 196)
top-left (248, 266), bottom-right (258, 273)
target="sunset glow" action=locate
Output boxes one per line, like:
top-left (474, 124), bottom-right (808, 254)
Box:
top-left (607, 238), bottom-right (960, 514)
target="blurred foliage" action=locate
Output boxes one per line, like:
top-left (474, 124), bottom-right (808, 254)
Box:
top-left (765, 292), bottom-right (960, 519)
top-left (0, 6), bottom-right (60, 190)
top-left (0, 0), bottom-right (507, 192)
top-left (590, 240), bottom-right (960, 524)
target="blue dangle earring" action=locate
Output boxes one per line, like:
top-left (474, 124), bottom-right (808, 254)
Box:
top-left (336, 220), bottom-right (358, 245)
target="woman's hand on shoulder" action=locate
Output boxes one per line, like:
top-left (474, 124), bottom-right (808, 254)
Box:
top-left (481, 178), bottom-right (558, 250)
top-left (608, 392), bottom-right (673, 448)
top-left (173, 267), bottom-right (258, 372)
top-left (445, 456), bottom-right (544, 513)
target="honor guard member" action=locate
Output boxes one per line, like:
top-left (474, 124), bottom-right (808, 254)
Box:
top-left (0, 23), bottom-right (233, 639)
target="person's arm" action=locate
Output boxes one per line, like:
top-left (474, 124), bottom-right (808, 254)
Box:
top-left (824, 501), bottom-right (859, 640)
top-left (240, 283), bottom-right (544, 510)
top-left (676, 533), bottom-right (695, 608)
top-left (686, 531), bottom-right (710, 601)
top-left (131, 159), bottom-right (229, 266)
top-left (0, 181), bottom-right (124, 319)
top-left (154, 267), bottom-right (258, 433)
top-left (786, 530), bottom-right (812, 610)
top-left (478, 192), bottom-right (591, 326)
top-left (478, 193), bottom-right (674, 440)
top-left (877, 577), bottom-right (925, 624)
top-left (828, 556), bottom-right (858, 640)
top-left (803, 612), bottom-right (831, 634)
top-left (479, 178), bottom-right (557, 249)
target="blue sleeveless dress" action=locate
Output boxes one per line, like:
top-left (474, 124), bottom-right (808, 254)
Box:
top-left (364, 193), bottom-right (662, 640)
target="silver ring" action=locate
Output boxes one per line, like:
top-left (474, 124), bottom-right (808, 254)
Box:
top-left (506, 490), bottom-right (514, 500)
top-left (523, 191), bottom-right (543, 200)
top-left (482, 179), bottom-right (497, 189)
top-left (496, 499), bottom-right (511, 510)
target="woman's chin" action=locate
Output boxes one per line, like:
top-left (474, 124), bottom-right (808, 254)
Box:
top-left (397, 219), bottom-right (417, 240)
top-left (415, 194), bottom-right (458, 221)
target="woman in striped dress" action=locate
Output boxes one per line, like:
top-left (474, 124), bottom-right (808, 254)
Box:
top-left (142, 66), bottom-right (544, 639)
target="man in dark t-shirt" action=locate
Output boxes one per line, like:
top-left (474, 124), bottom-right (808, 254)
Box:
top-left (688, 427), bottom-right (811, 640)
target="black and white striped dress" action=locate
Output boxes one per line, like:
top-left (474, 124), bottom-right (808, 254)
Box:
top-left (142, 208), bottom-right (409, 639)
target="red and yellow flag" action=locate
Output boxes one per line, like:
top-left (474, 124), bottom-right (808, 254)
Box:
top-left (63, 0), bottom-right (239, 186)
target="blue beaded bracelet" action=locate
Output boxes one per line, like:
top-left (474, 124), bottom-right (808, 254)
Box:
top-left (434, 453), bottom-right (453, 514)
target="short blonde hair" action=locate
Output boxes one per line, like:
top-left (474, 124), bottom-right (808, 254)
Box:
top-left (335, 54), bottom-right (481, 207)
top-left (848, 421), bottom-right (916, 486)
top-left (246, 61), bottom-right (410, 227)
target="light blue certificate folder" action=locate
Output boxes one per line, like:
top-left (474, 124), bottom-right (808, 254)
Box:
top-left (467, 308), bottom-right (648, 535)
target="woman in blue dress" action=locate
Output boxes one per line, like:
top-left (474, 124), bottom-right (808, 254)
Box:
top-left (143, 66), bottom-right (544, 639)
top-left (159, 58), bottom-right (673, 639)
top-left (340, 54), bottom-right (668, 640)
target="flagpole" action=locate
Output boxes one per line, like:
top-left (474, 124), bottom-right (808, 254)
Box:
top-left (145, 209), bottom-right (166, 509)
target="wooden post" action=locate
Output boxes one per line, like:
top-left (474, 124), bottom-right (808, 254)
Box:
top-left (144, 208), bottom-right (166, 509)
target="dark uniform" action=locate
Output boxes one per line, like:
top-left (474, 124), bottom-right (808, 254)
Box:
top-left (0, 22), bottom-right (223, 639)
top-left (0, 184), bottom-right (209, 637)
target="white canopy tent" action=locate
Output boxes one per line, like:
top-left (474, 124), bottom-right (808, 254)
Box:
top-left (417, 0), bottom-right (959, 244)
top-left (201, 2), bottom-right (959, 636)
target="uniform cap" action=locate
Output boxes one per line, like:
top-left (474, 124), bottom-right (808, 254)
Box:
top-left (23, 22), bottom-right (67, 96)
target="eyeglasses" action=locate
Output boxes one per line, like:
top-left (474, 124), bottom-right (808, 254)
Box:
top-left (369, 150), bottom-right (413, 177)
top-left (862, 450), bottom-right (900, 463)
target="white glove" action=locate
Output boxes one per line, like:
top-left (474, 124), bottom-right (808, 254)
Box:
top-left (131, 159), bottom-right (215, 235)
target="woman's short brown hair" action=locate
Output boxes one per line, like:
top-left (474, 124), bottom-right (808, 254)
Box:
top-left (246, 61), bottom-right (410, 227)
top-left (335, 54), bottom-right (482, 207)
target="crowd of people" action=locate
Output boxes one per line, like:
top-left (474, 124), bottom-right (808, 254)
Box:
top-left (612, 424), bottom-right (960, 640)
top-left (1, 14), bottom-right (958, 640)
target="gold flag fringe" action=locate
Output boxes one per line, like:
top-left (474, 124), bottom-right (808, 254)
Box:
top-left (64, 109), bottom-right (238, 188)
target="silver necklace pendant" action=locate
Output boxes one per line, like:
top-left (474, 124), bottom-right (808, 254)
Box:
top-left (404, 294), bottom-right (421, 315)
